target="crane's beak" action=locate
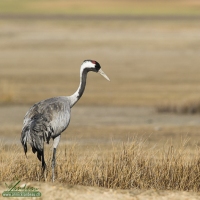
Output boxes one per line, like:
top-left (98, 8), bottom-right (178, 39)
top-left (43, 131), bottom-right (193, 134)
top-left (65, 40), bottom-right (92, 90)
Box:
top-left (98, 69), bottom-right (110, 81)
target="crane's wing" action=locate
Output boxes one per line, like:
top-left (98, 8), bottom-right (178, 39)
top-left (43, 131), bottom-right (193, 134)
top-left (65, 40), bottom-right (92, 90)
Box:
top-left (21, 97), bottom-right (71, 159)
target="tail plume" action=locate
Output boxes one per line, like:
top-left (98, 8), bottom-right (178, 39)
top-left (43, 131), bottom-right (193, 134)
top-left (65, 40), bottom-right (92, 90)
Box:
top-left (21, 126), bottom-right (29, 157)
top-left (20, 114), bottom-right (52, 161)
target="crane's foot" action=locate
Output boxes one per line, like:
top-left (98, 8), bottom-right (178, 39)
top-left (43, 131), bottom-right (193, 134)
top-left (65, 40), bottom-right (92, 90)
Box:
top-left (51, 158), bottom-right (56, 182)
top-left (43, 170), bottom-right (47, 182)
top-left (42, 162), bottom-right (47, 182)
top-left (52, 167), bottom-right (55, 182)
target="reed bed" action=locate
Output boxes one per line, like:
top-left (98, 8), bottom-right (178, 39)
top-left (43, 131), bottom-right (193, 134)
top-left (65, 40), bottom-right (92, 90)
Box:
top-left (1, 139), bottom-right (200, 191)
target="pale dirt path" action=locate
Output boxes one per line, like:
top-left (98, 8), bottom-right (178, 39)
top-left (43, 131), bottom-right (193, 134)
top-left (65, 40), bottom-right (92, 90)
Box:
top-left (0, 182), bottom-right (200, 200)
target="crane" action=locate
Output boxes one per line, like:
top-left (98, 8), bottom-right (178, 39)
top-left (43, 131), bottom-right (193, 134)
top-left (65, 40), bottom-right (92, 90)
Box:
top-left (20, 60), bottom-right (110, 182)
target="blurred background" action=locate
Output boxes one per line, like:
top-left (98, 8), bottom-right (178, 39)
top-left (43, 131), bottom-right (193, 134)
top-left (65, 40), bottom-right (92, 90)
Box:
top-left (1, 0), bottom-right (200, 148)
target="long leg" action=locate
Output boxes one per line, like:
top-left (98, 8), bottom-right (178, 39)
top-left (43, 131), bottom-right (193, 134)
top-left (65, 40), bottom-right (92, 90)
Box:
top-left (52, 135), bottom-right (60, 182)
top-left (42, 143), bottom-right (47, 181)
top-left (52, 148), bottom-right (56, 182)
top-left (42, 150), bottom-right (46, 172)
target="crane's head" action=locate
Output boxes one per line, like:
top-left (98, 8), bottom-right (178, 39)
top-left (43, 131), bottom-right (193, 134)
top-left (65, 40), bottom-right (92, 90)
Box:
top-left (81, 60), bottom-right (110, 81)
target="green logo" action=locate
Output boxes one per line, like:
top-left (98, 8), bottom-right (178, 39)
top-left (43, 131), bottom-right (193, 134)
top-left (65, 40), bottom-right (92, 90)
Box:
top-left (2, 180), bottom-right (41, 197)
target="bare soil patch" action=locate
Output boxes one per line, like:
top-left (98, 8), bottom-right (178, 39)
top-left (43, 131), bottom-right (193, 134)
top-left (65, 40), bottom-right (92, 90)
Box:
top-left (0, 182), bottom-right (200, 200)
top-left (1, 105), bottom-right (200, 148)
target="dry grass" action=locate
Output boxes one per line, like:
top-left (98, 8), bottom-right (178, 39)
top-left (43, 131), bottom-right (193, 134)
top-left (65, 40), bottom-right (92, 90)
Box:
top-left (1, 139), bottom-right (200, 191)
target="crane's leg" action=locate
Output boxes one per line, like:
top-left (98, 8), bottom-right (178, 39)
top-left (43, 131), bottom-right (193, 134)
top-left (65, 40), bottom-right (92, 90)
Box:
top-left (52, 148), bottom-right (56, 182)
top-left (52, 135), bottom-right (60, 182)
top-left (42, 144), bottom-right (47, 181)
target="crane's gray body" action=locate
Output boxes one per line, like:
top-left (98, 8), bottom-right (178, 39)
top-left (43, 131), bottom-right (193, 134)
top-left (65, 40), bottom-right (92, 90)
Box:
top-left (21, 97), bottom-right (71, 158)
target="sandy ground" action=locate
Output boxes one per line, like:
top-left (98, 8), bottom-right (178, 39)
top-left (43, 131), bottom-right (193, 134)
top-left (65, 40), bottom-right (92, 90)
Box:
top-left (1, 105), bottom-right (200, 146)
top-left (2, 105), bottom-right (200, 127)
top-left (1, 182), bottom-right (200, 200)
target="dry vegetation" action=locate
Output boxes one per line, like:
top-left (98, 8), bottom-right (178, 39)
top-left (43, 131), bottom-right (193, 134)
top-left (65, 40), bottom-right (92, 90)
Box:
top-left (1, 139), bottom-right (200, 191)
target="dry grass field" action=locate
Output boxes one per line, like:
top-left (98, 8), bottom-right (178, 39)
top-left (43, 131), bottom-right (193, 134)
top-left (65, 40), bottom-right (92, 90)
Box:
top-left (1, 1), bottom-right (200, 199)
top-left (1, 140), bottom-right (200, 200)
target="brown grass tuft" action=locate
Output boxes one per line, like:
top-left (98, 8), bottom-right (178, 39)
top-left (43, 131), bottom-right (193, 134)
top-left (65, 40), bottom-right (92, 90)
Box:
top-left (156, 99), bottom-right (200, 114)
top-left (1, 139), bottom-right (200, 191)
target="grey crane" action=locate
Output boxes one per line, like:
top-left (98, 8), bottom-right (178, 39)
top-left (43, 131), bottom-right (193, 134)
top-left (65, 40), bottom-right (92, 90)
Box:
top-left (20, 60), bottom-right (110, 182)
